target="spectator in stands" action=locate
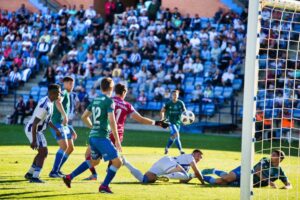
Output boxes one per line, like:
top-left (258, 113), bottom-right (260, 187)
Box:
top-left (191, 85), bottom-right (203, 103)
top-left (190, 33), bottom-right (201, 49)
top-left (58, 31), bottom-right (71, 56)
top-left (11, 95), bottom-right (26, 124)
top-left (0, 76), bottom-right (7, 100)
top-left (125, 87), bottom-right (136, 103)
top-left (43, 66), bottom-right (56, 85)
top-left (48, 39), bottom-right (59, 60)
top-left (23, 95), bottom-right (37, 124)
top-left (37, 38), bottom-right (50, 60)
top-left (148, 0), bottom-right (160, 21)
top-left (137, 90), bottom-right (147, 105)
top-left (8, 66), bottom-right (21, 89)
top-left (16, 4), bottom-right (30, 22)
top-left (105, 0), bottom-right (116, 24)
top-left (85, 5), bottom-right (96, 19)
top-left (163, 88), bottom-right (171, 102)
top-left (175, 83), bottom-right (185, 98)
top-left (88, 88), bottom-right (98, 101)
top-left (222, 68), bottom-right (235, 86)
top-left (154, 82), bottom-right (165, 101)
top-left (203, 85), bottom-right (213, 103)
top-left (25, 52), bottom-right (37, 71)
top-left (192, 57), bottom-right (204, 75)
top-left (76, 86), bottom-right (89, 114)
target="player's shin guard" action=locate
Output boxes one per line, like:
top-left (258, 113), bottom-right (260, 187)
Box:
top-left (86, 155), bottom-right (97, 175)
top-left (102, 165), bottom-right (118, 187)
top-left (203, 176), bottom-right (216, 184)
top-left (52, 148), bottom-right (65, 172)
top-left (70, 160), bottom-right (91, 179)
top-left (174, 137), bottom-right (183, 151)
top-left (124, 161), bottom-right (144, 182)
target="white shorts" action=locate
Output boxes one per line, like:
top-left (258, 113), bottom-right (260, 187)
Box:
top-left (25, 124), bottom-right (47, 148)
top-left (149, 156), bottom-right (178, 176)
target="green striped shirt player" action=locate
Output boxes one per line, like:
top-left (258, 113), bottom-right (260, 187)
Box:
top-left (160, 90), bottom-right (186, 155)
top-left (49, 76), bottom-right (77, 178)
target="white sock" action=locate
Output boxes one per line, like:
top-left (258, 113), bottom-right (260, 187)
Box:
top-left (165, 172), bottom-right (190, 180)
top-left (124, 162), bottom-right (144, 182)
top-left (28, 165), bottom-right (35, 174)
top-left (33, 167), bottom-right (41, 178)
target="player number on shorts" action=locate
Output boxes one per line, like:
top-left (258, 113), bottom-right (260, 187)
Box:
top-left (115, 108), bottom-right (122, 122)
top-left (92, 107), bottom-right (101, 125)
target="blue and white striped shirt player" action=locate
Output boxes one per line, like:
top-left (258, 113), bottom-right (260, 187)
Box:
top-left (25, 96), bottom-right (54, 148)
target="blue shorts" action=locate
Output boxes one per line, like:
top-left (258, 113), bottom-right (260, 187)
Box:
top-left (230, 166), bottom-right (241, 181)
top-left (89, 137), bottom-right (118, 162)
top-left (50, 123), bottom-right (72, 141)
top-left (170, 124), bottom-right (180, 135)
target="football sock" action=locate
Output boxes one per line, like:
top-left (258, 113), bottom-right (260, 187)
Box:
top-left (175, 137), bottom-right (183, 151)
top-left (70, 160), bottom-right (91, 180)
top-left (52, 148), bottom-right (64, 173)
top-left (33, 167), bottom-right (41, 178)
top-left (28, 164), bottom-right (36, 174)
top-left (57, 152), bottom-right (69, 172)
top-left (124, 161), bottom-right (144, 182)
top-left (166, 138), bottom-right (174, 149)
top-left (102, 165), bottom-right (118, 187)
top-left (165, 172), bottom-right (189, 180)
top-left (203, 176), bottom-right (216, 184)
top-left (86, 155), bottom-right (97, 175)
top-left (214, 170), bottom-right (227, 177)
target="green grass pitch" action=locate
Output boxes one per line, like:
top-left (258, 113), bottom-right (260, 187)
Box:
top-left (0, 125), bottom-right (299, 199)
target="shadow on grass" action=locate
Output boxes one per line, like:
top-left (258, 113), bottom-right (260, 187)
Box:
top-left (16, 192), bottom-right (96, 199)
top-left (0, 191), bottom-right (49, 199)
top-left (0, 179), bottom-right (28, 184)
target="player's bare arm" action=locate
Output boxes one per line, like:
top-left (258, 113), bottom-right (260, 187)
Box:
top-left (160, 107), bottom-right (166, 120)
top-left (81, 109), bottom-right (93, 129)
top-left (190, 161), bottom-right (205, 184)
top-left (131, 112), bottom-right (169, 128)
top-left (108, 112), bottom-right (122, 152)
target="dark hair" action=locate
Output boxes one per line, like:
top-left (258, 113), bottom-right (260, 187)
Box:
top-left (48, 84), bottom-right (60, 92)
top-left (115, 83), bottom-right (127, 95)
top-left (101, 77), bottom-right (114, 92)
top-left (172, 90), bottom-right (180, 94)
top-left (273, 150), bottom-right (285, 161)
top-left (192, 149), bottom-right (203, 155)
top-left (63, 76), bottom-right (74, 82)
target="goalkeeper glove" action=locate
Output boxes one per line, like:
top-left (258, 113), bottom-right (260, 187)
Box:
top-left (155, 119), bottom-right (170, 129)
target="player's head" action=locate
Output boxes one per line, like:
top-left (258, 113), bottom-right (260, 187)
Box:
top-left (115, 83), bottom-right (127, 99)
top-left (63, 76), bottom-right (74, 92)
top-left (101, 77), bottom-right (114, 96)
top-left (48, 84), bottom-right (61, 102)
top-left (171, 90), bottom-right (179, 101)
top-left (271, 150), bottom-right (285, 166)
top-left (192, 149), bottom-right (203, 163)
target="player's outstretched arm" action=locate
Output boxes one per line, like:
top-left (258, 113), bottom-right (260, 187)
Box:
top-left (55, 99), bottom-right (68, 125)
top-left (160, 107), bottom-right (166, 120)
top-left (81, 109), bottom-right (93, 129)
top-left (131, 112), bottom-right (169, 128)
top-left (108, 112), bottom-right (122, 152)
top-left (190, 161), bottom-right (205, 185)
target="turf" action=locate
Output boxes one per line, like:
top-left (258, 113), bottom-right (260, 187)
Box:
top-left (0, 125), bottom-right (299, 200)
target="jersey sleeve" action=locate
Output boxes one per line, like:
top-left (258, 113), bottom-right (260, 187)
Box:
top-left (279, 167), bottom-right (288, 183)
top-left (35, 107), bottom-right (47, 120)
top-left (128, 103), bottom-right (136, 115)
top-left (107, 98), bottom-right (115, 113)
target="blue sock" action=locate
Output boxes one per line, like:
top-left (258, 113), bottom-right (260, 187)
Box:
top-left (102, 165), bottom-right (118, 187)
top-left (175, 138), bottom-right (183, 151)
top-left (57, 153), bottom-right (69, 172)
top-left (142, 175), bottom-right (149, 183)
top-left (166, 138), bottom-right (174, 149)
top-left (215, 170), bottom-right (227, 177)
top-left (52, 148), bottom-right (64, 173)
top-left (70, 160), bottom-right (91, 180)
top-left (203, 176), bottom-right (216, 184)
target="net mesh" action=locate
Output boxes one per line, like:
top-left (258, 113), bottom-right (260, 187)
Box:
top-left (253, 0), bottom-right (300, 199)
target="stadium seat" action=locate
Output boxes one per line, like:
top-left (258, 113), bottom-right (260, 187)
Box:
top-left (147, 101), bottom-right (161, 111)
top-left (202, 103), bottom-right (215, 117)
top-left (184, 77), bottom-right (194, 86)
top-left (214, 86), bottom-right (224, 97)
top-left (232, 79), bottom-right (242, 90)
top-left (23, 94), bottom-right (30, 103)
top-left (223, 87), bottom-right (233, 99)
top-left (39, 87), bottom-right (48, 97)
top-left (184, 94), bottom-right (193, 102)
top-left (184, 85), bottom-right (194, 93)
top-left (195, 77), bottom-right (204, 85)
top-left (30, 86), bottom-right (40, 98)
top-left (86, 80), bottom-right (94, 90)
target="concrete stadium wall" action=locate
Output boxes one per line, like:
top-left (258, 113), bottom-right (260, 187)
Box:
top-left (0, 0), bottom-right (38, 12)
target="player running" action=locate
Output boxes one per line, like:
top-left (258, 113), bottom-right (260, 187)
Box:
top-left (201, 150), bottom-right (292, 189)
top-left (122, 149), bottom-right (205, 184)
top-left (24, 84), bottom-right (62, 183)
top-left (160, 90), bottom-right (186, 155)
top-left (49, 76), bottom-right (77, 178)
top-left (62, 83), bottom-right (169, 186)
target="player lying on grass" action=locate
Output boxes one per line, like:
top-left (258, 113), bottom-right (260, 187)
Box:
top-left (201, 150), bottom-right (292, 189)
top-left (24, 84), bottom-right (62, 183)
top-left (122, 149), bottom-right (205, 184)
top-left (62, 83), bottom-right (169, 185)
top-left (160, 90), bottom-right (186, 155)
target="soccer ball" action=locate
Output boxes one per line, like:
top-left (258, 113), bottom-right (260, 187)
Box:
top-left (180, 110), bottom-right (195, 125)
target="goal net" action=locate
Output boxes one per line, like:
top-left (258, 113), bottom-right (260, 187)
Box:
top-left (241, 0), bottom-right (300, 199)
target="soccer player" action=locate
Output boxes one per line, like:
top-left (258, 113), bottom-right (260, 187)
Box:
top-left (64, 77), bottom-right (122, 193)
top-left (160, 90), bottom-right (186, 154)
top-left (202, 150), bottom-right (292, 189)
top-left (122, 149), bottom-right (205, 184)
top-left (49, 76), bottom-right (77, 178)
top-left (83, 83), bottom-right (170, 180)
top-left (24, 84), bottom-right (62, 183)
top-left (63, 82), bottom-right (169, 184)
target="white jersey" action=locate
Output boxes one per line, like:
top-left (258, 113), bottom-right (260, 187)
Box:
top-left (173, 154), bottom-right (195, 172)
top-left (26, 96), bottom-right (53, 133)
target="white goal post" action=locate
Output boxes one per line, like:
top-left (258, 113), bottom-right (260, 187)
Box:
top-left (241, 0), bottom-right (300, 199)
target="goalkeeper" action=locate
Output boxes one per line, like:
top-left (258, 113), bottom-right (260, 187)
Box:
top-left (201, 150), bottom-right (292, 189)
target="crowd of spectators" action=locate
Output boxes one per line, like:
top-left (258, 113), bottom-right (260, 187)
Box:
top-left (1, 0), bottom-right (247, 118)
